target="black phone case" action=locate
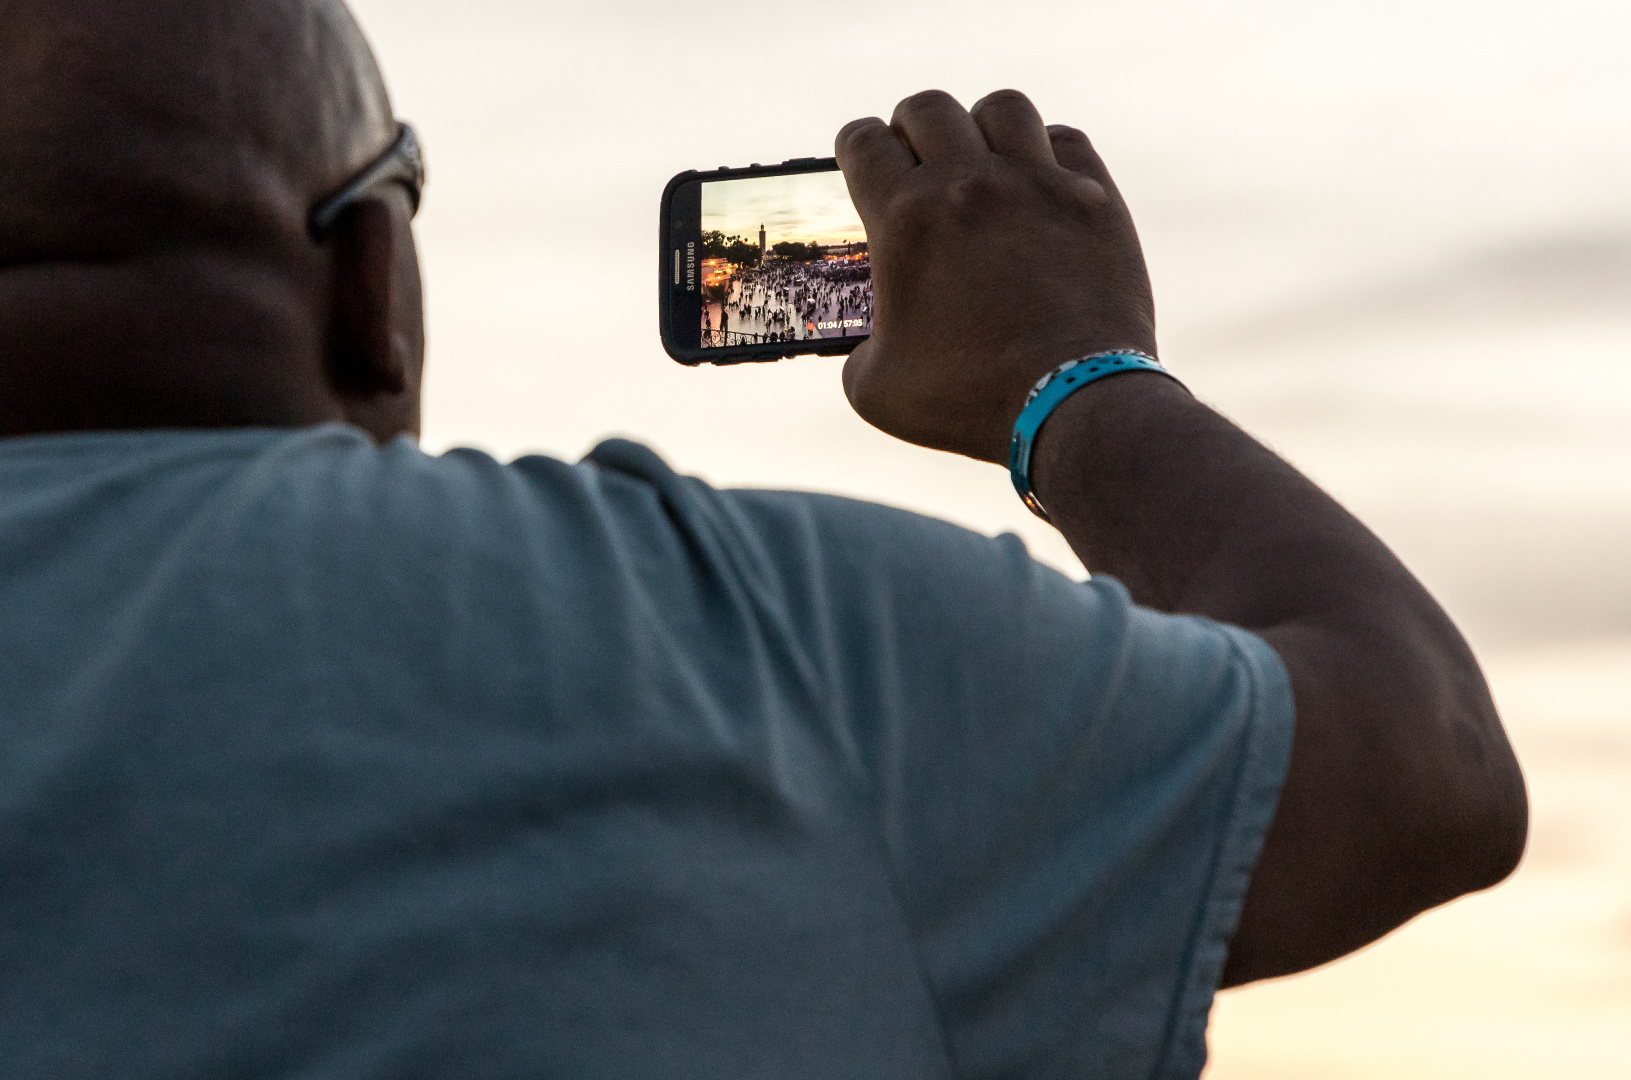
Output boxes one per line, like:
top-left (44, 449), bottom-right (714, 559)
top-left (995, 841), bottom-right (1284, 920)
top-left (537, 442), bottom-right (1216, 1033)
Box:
top-left (659, 158), bottom-right (868, 366)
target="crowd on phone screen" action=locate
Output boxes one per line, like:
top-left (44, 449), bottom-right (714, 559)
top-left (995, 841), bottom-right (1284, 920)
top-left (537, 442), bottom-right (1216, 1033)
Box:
top-left (702, 258), bottom-right (873, 346)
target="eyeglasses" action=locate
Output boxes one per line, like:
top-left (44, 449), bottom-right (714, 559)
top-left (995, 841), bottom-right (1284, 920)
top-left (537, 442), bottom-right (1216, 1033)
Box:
top-left (307, 121), bottom-right (426, 240)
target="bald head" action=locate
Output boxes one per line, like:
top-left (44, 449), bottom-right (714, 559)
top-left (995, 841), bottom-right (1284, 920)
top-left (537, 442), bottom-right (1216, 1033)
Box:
top-left (0, 0), bottom-right (394, 262)
top-left (0, 0), bottom-right (423, 441)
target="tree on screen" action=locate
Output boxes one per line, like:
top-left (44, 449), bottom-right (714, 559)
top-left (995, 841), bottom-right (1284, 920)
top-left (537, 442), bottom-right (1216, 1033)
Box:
top-left (771, 240), bottom-right (823, 262)
top-left (701, 230), bottom-right (761, 266)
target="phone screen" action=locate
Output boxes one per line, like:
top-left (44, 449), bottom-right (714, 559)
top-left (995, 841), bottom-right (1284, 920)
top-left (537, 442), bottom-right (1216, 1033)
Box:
top-left (698, 169), bottom-right (871, 348)
top-left (662, 161), bottom-right (871, 364)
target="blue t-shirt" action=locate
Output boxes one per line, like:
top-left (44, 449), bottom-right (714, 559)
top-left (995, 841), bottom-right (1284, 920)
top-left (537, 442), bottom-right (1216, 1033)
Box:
top-left (0, 424), bottom-right (1293, 1080)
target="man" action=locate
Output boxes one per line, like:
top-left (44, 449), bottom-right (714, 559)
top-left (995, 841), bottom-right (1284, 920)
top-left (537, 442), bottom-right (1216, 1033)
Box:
top-left (0, 1), bottom-right (1526, 1078)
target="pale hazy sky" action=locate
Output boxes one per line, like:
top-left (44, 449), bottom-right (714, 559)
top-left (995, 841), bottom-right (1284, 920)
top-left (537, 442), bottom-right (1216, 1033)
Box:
top-left (348, 0), bottom-right (1631, 651)
top-left (701, 172), bottom-right (865, 249)
top-left (349, 2), bottom-right (1630, 1074)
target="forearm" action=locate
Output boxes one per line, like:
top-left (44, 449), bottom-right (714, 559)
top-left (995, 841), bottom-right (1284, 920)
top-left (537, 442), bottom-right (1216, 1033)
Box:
top-left (1029, 370), bottom-right (1489, 770)
top-left (1031, 370), bottom-right (1527, 981)
top-left (1031, 371), bottom-right (1420, 631)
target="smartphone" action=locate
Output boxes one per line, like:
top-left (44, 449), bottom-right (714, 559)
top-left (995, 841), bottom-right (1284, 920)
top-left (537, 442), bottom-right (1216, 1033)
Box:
top-left (659, 158), bottom-right (872, 365)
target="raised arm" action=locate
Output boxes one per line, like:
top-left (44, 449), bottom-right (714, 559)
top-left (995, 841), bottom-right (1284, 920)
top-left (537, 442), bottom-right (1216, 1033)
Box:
top-left (835, 89), bottom-right (1527, 985)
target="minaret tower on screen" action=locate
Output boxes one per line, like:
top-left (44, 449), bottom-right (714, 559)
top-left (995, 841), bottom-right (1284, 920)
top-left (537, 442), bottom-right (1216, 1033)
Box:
top-left (759, 223), bottom-right (766, 265)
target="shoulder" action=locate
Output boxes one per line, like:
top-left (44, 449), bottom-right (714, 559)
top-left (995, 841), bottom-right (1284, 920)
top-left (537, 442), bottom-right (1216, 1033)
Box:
top-left (579, 437), bottom-right (1094, 629)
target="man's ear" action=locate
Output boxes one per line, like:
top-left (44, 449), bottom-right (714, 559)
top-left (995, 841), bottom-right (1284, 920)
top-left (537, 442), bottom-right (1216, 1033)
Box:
top-left (327, 195), bottom-right (408, 397)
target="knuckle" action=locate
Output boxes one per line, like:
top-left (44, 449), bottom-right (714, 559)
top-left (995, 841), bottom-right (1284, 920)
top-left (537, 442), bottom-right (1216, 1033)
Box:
top-left (846, 121), bottom-right (898, 156)
top-left (895, 88), bottom-right (956, 117)
top-left (837, 117), bottom-right (882, 146)
top-left (889, 184), bottom-right (942, 232)
top-left (947, 171), bottom-right (1013, 217)
top-left (835, 119), bottom-right (887, 161)
top-left (977, 88), bottom-right (1032, 111)
top-left (887, 167), bottom-right (1017, 233)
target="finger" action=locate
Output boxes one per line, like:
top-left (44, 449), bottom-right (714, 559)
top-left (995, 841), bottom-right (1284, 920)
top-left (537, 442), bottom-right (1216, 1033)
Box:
top-left (889, 89), bottom-right (985, 163)
top-left (835, 116), bottom-right (915, 220)
top-left (1047, 124), bottom-right (1113, 187)
top-left (1046, 124), bottom-right (1113, 207)
top-left (970, 89), bottom-right (1055, 163)
top-left (840, 338), bottom-right (882, 425)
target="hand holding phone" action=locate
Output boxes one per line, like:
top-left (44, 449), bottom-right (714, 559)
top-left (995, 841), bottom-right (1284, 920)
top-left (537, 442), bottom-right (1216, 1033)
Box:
top-left (838, 89), bottom-right (1156, 465)
top-left (659, 89), bottom-right (1156, 467)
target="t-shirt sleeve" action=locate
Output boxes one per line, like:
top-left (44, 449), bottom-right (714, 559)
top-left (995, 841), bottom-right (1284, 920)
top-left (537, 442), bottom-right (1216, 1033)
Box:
top-left (731, 491), bottom-right (1293, 1080)
top-left (578, 441), bottom-right (1295, 1080)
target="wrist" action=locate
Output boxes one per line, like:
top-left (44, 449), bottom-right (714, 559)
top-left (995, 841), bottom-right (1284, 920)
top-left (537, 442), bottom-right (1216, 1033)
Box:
top-left (991, 329), bottom-right (1157, 418)
top-left (1008, 352), bottom-right (1182, 521)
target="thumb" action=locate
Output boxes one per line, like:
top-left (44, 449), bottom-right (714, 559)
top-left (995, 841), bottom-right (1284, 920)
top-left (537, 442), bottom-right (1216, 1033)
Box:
top-left (840, 337), bottom-right (880, 419)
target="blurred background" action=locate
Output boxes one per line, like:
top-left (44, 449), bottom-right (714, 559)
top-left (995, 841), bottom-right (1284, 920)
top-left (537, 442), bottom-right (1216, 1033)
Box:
top-left (347, 1), bottom-right (1630, 1074)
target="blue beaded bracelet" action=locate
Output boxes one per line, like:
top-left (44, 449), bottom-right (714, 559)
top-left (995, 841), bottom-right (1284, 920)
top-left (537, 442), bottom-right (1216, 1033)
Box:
top-left (1008, 350), bottom-right (1182, 522)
